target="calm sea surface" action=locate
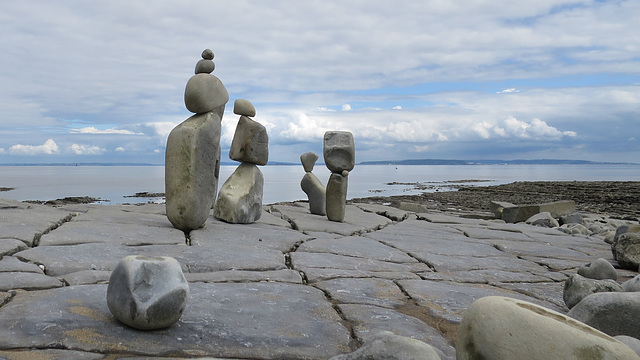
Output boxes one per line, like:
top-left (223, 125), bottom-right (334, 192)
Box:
top-left (0, 164), bottom-right (638, 205)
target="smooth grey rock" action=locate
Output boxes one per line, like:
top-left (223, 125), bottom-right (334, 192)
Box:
top-left (0, 283), bottom-right (351, 359)
top-left (165, 111), bottom-right (222, 231)
top-left (615, 336), bottom-right (640, 356)
top-left (184, 73), bottom-right (229, 114)
top-left (568, 291), bottom-right (640, 338)
top-left (233, 98), bottom-right (256, 117)
top-left (0, 272), bottom-right (64, 291)
top-left (614, 232), bottom-right (640, 269)
top-left (502, 200), bottom-right (576, 223)
top-left (490, 201), bottom-right (516, 218)
top-left (107, 255), bottom-right (189, 330)
top-left (301, 172), bottom-right (326, 215)
top-left (330, 331), bottom-right (442, 360)
top-left (525, 211), bottom-right (559, 228)
top-left (337, 304), bottom-right (456, 360)
top-left (560, 212), bottom-right (584, 225)
top-left (563, 274), bottom-right (623, 308)
top-left (324, 131), bottom-right (355, 173)
top-left (623, 275), bottom-right (640, 292)
top-left (201, 48), bottom-right (214, 60)
top-left (214, 163), bottom-right (263, 224)
top-left (0, 239), bottom-right (27, 257)
top-left (0, 255), bottom-right (43, 273)
top-left (194, 58), bottom-right (214, 74)
top-left (326, 172), bottom-right (348, 222)
top-left (229, 115), bottom-right (268, 165)
top-left (456, 296), bottom-right (640, 360)
top-left (578, 258), bottom-right (618, 280)
top-left (300, 151), bottom-right (318, 172)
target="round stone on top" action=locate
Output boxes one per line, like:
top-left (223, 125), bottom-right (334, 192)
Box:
top-left (201, 48), bottom-right (214, 60)
top-left (234, 99), bottom-right (256, 117)
top-left (195, 59), bottom-right (215, 74)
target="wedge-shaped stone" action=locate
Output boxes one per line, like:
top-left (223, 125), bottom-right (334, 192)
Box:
top-left (457, 296), bottom-right (640, 360)
top-left (107, 255), bottom-right (189, 330)
top-left (301, 172), bottom-right (326, 215)
top-left (324, 131), bottom-right (355, 173)
top-left (214, 163), bottom-right (263, 224)
top-left (165, 111), bottom-right (221, 231)
top-left (229, 116), bottom-right (268, 165)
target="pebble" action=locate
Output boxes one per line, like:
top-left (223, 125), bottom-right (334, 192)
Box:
top-left (300, 151), bottom-right (319, 173)
top-left (233, 98), bottom-right (256, 117)
top-left (106, 255), bottom-right (189, 330)
top-left (614, 232), bottom-right (640, 270)
top-left (228, 115), bottom-right (269, 165)
top-left (323, 131), bottom-right (355, 173)
top-left (563, 273), bottom-right (623, 309)
top-left (568, 291), bottom-right (640, 338)
top-left (456, 296), bottom-right (640, 360)
top-left (578, 258), bottom-right (618, 280)
top-left (329, 331), bottom-right (442, 360)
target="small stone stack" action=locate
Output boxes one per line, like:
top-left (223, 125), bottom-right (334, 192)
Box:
top-left (323, 131), bottom-right (355, 222)
top-left (165, 49), bottom-right (228, 231)
top-left (214, 99), bottom-right (268, 224)
top-left (300, 152), bottom-right (326, 215)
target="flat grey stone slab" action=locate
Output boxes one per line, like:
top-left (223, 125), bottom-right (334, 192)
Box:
top-left (256, 209), bottom-right (293, 228)
top-left (0, 200), bottom-right (74, 246)
top-left (0, 349), bottom-right (105, 360)
top-left (354, 203), bottom-right (411, 221)
top-left (0, 255), bottom-right (43, 273)
top-left (302, 268), bottom-right (421, 283)
top-left (520, 255), bottom-right (590, 271)
top-left (191, 218), bottom-right (310, 252)
top-left (459, 226), bottom-right (534, 241)
top-left (398, 279), bottom-right (564, 323)
top-left (494, 281), bottom-right (568, 310)
top-left (338, 304), bottom-right (456, 360)
top-left (185, 269), bottom-right (302, 284)
top-left (39, 221), bottom-right (186, 246)
top-left (417, 212), bottom-right (489, 225)
top-left (0, 283), bottom-right (351, 359)
top-left (0, 272), bottom-right (64, 291)
top-left (0, 239), bottom-right (27, 257)
top-left (297, 236), bottom-right (418, 263)
top-left (409, 253), bottom-right (546, 272)
top-left (419, 269), bottom-right (558, 283)
top-left (59, 270), bottom-right (111, 285)
top-left (490, 238), bottom-right (593, 260)
top-left (270, 203), bottom-right (391, 236)
top-left (314, 278), bottom-right (409, 309)
top-left (16, 243), bottom-right (286, 276)
top-left (291, 252), bottom-right (431, 281)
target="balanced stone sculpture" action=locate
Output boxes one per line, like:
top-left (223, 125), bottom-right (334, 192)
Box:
top-left (214, 99), bottom-right (268, 223)
top-left (300, 152), bottom-right (326, 215)
top-left (323, 131), bottom-right (354, 222)
top-left (165, 49), bottom-right (228, 231)
top-left (107, 255), bottom-right (189, 330)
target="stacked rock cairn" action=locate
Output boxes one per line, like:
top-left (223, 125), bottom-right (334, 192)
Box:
top-left (300, 152), bottom-right (326, 216)
top-left (213, 99), bottom-right (268, 224)
top-left (165, 49), bottom-right (228, 232)
top-left (323, 131), bottom-right (355, 222)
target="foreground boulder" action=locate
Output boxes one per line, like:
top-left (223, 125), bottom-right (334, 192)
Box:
top-left (613, 232), bottom-right (640, 270)
top-left (578, 258), bottom-right (618, 281)
top-left (563, 274), bottom-right (623, 309)
top-left (329, 331), bottom-right (441, 360)
top-left (568, 292), bottom-right (640, 338)
top-left (456, 296), bottom-right (640, 360)
top-left (107, 256), bottom-right (189, 330)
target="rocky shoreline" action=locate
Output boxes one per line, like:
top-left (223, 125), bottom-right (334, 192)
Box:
top-left (353, 181), bottom-right (640, 221)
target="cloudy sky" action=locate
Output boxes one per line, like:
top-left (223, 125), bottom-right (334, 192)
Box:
top-left (1, 0), bottom-right (639, 164)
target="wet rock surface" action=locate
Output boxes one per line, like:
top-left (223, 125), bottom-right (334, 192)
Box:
top-left (0, 195), bottom-right (638, 359)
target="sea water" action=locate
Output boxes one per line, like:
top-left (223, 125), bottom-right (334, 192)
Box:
top-left (0, 164), bottom-right (638, 205)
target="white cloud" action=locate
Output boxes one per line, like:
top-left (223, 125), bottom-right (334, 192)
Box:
top-left (70, 127), bottom-right (142, 135)
top-left (9, 139), bottom-right (59, 155)
top-left (0, 148), bottom-right (4, 153)
top-left (115, 146), bottom-right (125, 152)
top-left (497, 88), bottom-right (519, 94)
top-left (342, 104), bottom-right (352, 111)
top-left (393, 106), bottom-right (403, 110)
top-left (69, 144), bottom-right (106, 155)
top-left (315, 107), bottom-right (335, 112)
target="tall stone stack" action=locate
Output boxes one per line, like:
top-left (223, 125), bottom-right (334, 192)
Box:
top-left (300, 152), bottom-right (326, 215)
top-left (323, 131), bottom-right (355, 222)
top-left (214, 99), bottom-right (268, 224)
top-left (165, 49), bottom-right (229, 232)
